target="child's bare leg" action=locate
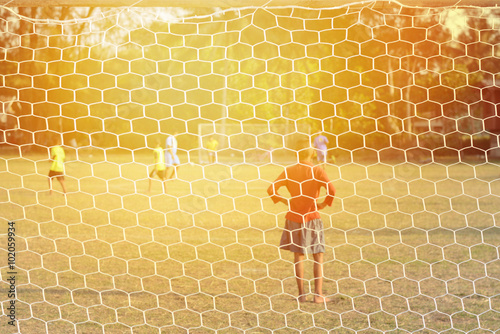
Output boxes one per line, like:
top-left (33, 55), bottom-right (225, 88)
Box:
top-left (167, 167), bottom-right (174, 179)
top-left (294, 252), bottom-right (306, 302)
top-left (58, 179), bottom-right (67, 194)
top-left (313, 252), bottom-right (330, 303)
top-left (48, 177), bottom-right (53, 195)
top-left (148, 169), bottom-right (155, 192)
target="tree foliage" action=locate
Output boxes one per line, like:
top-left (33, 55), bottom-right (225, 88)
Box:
top-left (0, 4), bottom-right (498, 154)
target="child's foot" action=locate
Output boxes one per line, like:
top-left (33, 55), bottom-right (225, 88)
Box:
top-left (313, 295), bottom-right (331, 303)
top-left (298, 295), bottom-right (307, 303)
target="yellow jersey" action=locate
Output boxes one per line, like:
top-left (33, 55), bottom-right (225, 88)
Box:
top-left (154, 147), bottom-right (166, 171)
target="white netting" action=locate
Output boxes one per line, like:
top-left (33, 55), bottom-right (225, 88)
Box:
top-left (198, 122), bottom-right (294, 164)
top-left (1, 2), bottom-right (500, 333)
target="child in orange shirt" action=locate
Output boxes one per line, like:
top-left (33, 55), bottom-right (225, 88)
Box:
top-left (267, 145), bottom-right (335, 303)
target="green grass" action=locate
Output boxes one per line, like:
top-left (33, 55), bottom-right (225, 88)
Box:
top-left (1, 152), bottom-right (499, 333)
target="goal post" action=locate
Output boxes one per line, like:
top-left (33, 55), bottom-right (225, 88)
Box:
top-left (197, 121), bottom-right (309, 164)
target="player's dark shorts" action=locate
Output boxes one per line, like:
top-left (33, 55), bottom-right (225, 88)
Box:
top-left (156, 169), bottom-right (166, 179)
top-left (280, 219), bottom-right (325, 254)
top-left (48, 170), bottom-right (64, 180)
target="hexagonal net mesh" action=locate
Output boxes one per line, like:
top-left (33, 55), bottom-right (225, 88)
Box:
top-left (1, 2), bottom-right (500, 333)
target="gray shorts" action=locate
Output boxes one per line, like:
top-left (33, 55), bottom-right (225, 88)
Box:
top-left (279, 219), bottom-right (325, 254)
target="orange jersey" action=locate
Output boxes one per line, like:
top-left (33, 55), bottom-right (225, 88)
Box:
top-left (268, 161), bottom-right (335, 223)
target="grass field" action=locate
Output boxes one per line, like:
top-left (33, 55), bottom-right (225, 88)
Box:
top-left (1, 151), bottom-right (500, 333)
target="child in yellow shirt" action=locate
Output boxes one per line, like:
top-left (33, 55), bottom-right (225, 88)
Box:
top-left (48, 137), bottom-right (67, 195)
top-left (149, 139), bottom-right (167, 193)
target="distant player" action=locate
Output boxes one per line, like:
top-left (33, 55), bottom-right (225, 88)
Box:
top-left (313, 133), bottom-right (329, 167)
top-left (267, 143), bottom-right (336, 304)
top-left (206, 136), bottom-right (219, 164)
top-left (48, 137), bottom-right (67, 195)
top-left (149, 139), bottom-right (167, 193)
top-left (165, 132), bottom-right (181, 179)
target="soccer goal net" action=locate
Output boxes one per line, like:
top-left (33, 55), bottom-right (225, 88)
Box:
top-left (1, 1), bottom-right (499, 333)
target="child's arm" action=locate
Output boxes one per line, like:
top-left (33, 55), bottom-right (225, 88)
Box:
top-left (272, 191), bottom-right (289, 205)
top-left (317, 200), bottom-right (329, 210)
top-left (316, 170), bottom-right (336, 210)
top-left (268, 188), bottom-right (288, 205)
top-left (267, 172), bottom-right (288, 205)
